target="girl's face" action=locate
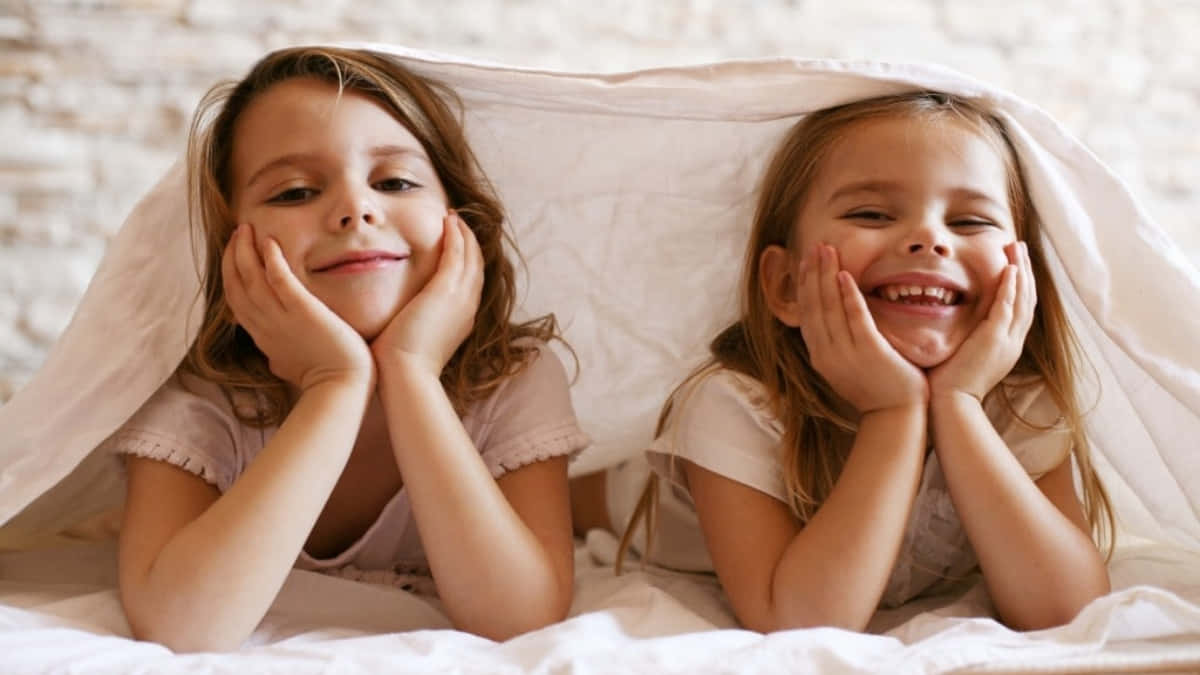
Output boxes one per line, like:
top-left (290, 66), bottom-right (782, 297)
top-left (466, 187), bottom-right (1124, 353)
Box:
top-left (228, 77), bottom-right (449, 340)
top-left (792, 115), bottom-right (1017, 368)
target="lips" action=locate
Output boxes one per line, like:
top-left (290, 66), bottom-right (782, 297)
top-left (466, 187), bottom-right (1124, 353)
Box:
top-left (312, 250), bottom-right (408, 273)
top-left (866, 272), bottom-right (968, 307)
top-left (874, 284), bottom-right (959, 305)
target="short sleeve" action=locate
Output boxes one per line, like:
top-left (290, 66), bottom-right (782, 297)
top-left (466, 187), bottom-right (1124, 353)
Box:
top-left (646, 369), bottom-right (789, 503)
top-left (471, 343), bottom-right (591, 478)
top-left (100, 372), bottom-right (253, 492)
top-left (986, 377), bottom-right (1072, 479)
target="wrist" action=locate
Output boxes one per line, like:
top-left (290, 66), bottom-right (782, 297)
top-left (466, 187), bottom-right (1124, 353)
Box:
top-left (296, 371), bottom-right (374, 406)
top-left (928, 388), bottom-right (984, 421)
top-left (859, 402), bottom-right (926, 427)
top-left (376, 353), bottom-right (443, 392)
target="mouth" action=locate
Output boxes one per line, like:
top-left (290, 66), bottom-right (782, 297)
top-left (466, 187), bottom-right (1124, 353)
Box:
top-left (870, 283), bottom-right (962, 306)
top-left (312, 250), bottom-right (408, 273)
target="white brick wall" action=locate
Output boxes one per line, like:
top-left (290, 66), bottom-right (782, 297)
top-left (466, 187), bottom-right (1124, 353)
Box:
top-left (2, 0), bottom-right (1198, 399)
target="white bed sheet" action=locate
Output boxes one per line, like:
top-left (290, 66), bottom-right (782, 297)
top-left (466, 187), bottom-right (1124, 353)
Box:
top-left (1, 538), bottom-right (1198, 674)
top-left (1, 45), bottom-right (1199, 672)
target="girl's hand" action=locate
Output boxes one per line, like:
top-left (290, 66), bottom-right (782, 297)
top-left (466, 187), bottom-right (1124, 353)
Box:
top-left (928, 241), bottom-right (1036, 402)
top-left (800, 244), bottom-right (928, 414)
top-left (223, 224), bottom-right (374, 391)
top-left (371, 212), bottom-right (484, 378)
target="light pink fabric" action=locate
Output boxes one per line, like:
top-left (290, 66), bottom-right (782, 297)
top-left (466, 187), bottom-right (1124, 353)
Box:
top-left (105, 343), bottom-right (589, 574)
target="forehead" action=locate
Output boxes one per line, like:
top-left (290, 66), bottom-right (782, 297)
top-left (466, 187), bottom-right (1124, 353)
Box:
top-left (813, 114), bottom-right (1011, 198)
top-left (228, 77), bottom-right (424, 178)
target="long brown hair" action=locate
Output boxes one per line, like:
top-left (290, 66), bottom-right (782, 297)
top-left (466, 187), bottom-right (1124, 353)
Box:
top-left (617, 91), bottom-right (1113, 572)
top-left (184, 46), bottom-right (559, 424)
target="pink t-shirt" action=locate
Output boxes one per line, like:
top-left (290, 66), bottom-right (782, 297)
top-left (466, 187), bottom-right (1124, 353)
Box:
top-left (104, 343), bottom-right (589, 576)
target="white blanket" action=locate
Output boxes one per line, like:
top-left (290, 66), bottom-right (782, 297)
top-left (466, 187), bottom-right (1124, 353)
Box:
top-left (0, 45), bottom-right (1198, 672)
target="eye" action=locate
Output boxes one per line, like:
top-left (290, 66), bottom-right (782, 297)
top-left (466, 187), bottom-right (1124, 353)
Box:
top-left (949, 219), bottom-right (998, 231)
top-left (844, 210), bottom-right (892, 225)
top-left (267, 187), bottom-right (317, 204)
top-left (374, 177), bottom-right (419, 192)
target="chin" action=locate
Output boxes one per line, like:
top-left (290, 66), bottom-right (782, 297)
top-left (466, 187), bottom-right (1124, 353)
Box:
top-left (888, 338), bottom-right (954, 370)
top-left (355, 317), bottom-right (390, 342)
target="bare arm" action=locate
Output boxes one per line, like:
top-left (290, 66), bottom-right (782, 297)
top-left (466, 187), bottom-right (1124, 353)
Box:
top-left (688, 243), bottom-right (928, 631)
top-left (377, 364), bottom-right (574, 640)
top-left (686, 404), bottom-right (925, 632)
top-left (927, 242), bottom-right (1108, 629)
top-left (930, 394), bottom-right (1109, 629)
top-left (118, 224), bottom-right (376, 651)
top-left (119, 377), bottom-right (371, 652)
top-left (370, 215), bottom-right (573, 639)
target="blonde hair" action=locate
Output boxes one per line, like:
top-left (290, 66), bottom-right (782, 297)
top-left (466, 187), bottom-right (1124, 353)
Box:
top-left (184, 46), bottom-right (559, 425)
top-left (617, 91), bottom-right (1114, 573)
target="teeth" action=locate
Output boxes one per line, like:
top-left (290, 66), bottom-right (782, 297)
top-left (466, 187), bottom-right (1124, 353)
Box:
top-left (878, 284), bottom-right (957, 305)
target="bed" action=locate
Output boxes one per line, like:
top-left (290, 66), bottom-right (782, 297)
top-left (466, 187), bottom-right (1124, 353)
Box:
top-left (1, 44), bottom-right (1198, 673)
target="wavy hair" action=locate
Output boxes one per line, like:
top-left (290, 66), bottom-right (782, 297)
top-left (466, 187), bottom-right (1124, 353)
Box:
top-left (184, 46), bottom-right (560, 424)
top-left (618, 91), bottom-right (1114, 573)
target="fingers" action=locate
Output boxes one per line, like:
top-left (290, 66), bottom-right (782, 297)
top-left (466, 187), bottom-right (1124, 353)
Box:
top-left (260, 236), bottom-right (312, 314)
top-left (460, 215), bottom-right (485, 297)
top-left (817, 245), bottom-right (854, 346)
top-left (985, 263), bottom-right (1018, 338)
top-left (798, 249), bottom-right (826, 348)
top-left (426, 211), bottom-right (465, 294)
top-left (997, 240), bottom-right (1037, 340)
top-left (224, 225), bottom-right (271, 323)
top-left (221, 228), bottom-right (248, 324)
top-left (432, 211), bottom-right (484, 304)
top-left (838, 269), bottom-right (880, 350)
top-left (1014, 241), bottom-right (1037, 336)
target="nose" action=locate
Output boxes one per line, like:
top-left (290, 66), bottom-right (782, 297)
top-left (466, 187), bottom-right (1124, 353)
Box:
top-left (330, 185), bottom-right (379, 231)
top-left (902, 217), bottom-right (950, 257)
top-left (338, 209), bottom-right (375, 228)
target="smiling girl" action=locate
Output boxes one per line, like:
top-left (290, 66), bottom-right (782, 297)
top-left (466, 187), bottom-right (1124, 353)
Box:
top-left (575, 92), bottom-right (1113, 633)
top-left (108, 47), bottom-right (588, 651)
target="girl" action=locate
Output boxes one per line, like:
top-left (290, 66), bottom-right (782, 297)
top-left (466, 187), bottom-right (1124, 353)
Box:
top-left (574, 91), bottom-right (1114, 633)
top-left (110, 47), bottom-right (589, 651)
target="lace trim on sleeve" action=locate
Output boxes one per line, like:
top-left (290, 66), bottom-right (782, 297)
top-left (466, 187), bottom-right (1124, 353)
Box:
top-left (483, 421), bottom-right (591, 478)
top-left (107, 432), bottom-right (226, 491)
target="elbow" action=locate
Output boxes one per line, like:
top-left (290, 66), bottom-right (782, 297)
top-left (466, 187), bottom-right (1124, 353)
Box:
top-left (130, 624), bottom-right (244, 654)
top-left (467, 600), bottom-right (571, 642)
top-left (456, 578), bottom-right (573, 641)
top-left (121, 590), bottom-right (248, 653)
top-left (762, 614), bottom-right (870, 634)
top-left (746, 600), bottom-right (872, 634)
top-left (126, 609), bottom-right (246, 653)
top-left (475, 605), bottom-right (573, 638)
top-left (1002, 575), bottom-right (1111, 631)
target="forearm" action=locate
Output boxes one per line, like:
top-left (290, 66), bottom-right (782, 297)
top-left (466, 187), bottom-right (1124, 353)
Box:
top-left (122, 379), bottom-right (370, 651)
top-left (378, 364), bottom-right (570, 640)
top-left (931, 393), bottom-right (1109, 629)
top-left (768, 405), bottom-right (926, 631)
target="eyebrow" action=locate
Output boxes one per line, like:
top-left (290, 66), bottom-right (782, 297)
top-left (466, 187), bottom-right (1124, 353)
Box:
top-left (827, 180), bottom-right (1005, 209)
top-left (243, 144), bottom-right (432, 189)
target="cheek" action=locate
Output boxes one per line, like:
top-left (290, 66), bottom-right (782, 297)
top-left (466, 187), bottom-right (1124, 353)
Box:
top-left (823, 235), bottom-right (875, 278)
top-left (972, 250), bottom-right (1013, 307)
top-left (251, 227), bottom-right (308, 275)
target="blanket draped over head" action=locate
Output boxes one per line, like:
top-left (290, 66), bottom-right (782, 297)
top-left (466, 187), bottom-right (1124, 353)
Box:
top-left (1, 44), bottom-right (1197, 553)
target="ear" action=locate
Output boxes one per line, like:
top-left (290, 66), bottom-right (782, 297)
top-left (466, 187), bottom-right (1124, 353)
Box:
top-left (759, 244), bottom-right (805, 328)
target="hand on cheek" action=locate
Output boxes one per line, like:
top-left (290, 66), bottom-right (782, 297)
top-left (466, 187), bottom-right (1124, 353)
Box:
top-left (222, 223), bottom-right (374, 392)
top-left (370, 211), bottom-right (484, 378)
top-left (927, 241), bottom-right (1036, 402)
top-left (799, 243), bottom-right (929, 415)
